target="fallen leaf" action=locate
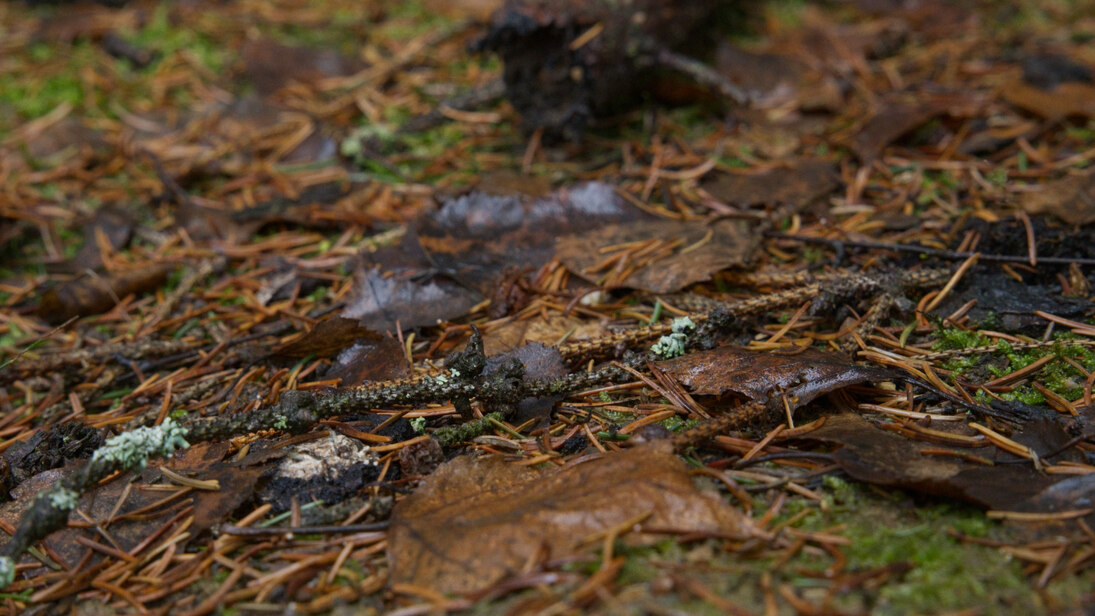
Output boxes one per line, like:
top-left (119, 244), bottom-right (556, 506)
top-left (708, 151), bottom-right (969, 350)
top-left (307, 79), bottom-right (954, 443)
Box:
top-left (556, 218), bottom-right (757, 293)
top-left (850, 101), bottom-right (943, 161)
top-left (793, 414), bottom-right (1077, 511)
top-left (65, 205), bottom-right (135, 273)
top-left (388, 442), bottom-right (754, 593)
top-left (242, 38), bottom-right (365, 96)
top-left (482, 314), bottom-right (604, 356)
top-left (37, 263), bottom-right (175, 324)
top-left (658, 346), bottom-right (885, 410)
top-left (345, 182), bottom-right (641, 331)
top-left (701, 161), bottom-right (839, 210)
top-left (272, 317), bottom-right (384, 359)
top-left (1002, 80), bottom-right (1095, 120)
top-left (1020, 169), bottom-right (1095, 226)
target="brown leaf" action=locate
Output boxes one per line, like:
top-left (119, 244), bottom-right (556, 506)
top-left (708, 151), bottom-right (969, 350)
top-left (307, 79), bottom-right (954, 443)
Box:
top-left (1020, 169), bottom-right (1095, 226)
top-left (701, 161), bottom-right (839, 210)
top-left (482, 314), bottom-right (604, 356)
top-left (794, 414), bottom-right (1061, 511)
top-left (850, 101), bottom-right (943, 161)
top-left (242, 38), bottom-right (365, 96)
top-left (388, 442), bottom-right (754, 594)
top-left (657, 346), bottom-right (884, 410)
top-left (272, 317), bottom-right (383, 359)
top-left (64, 205), bottom-right (135, 273)
top-left (1002, 80), bottom-right (1095, 120)
top-left (345, 182), bottom-right (641, 331)
top-left (37, 264), bottom-right (174, 325)
top-left (556, 219), bottom-right (757, 293)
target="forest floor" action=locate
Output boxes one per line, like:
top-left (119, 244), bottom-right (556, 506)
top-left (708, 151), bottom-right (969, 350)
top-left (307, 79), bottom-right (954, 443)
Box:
top-left (1, 0), bottom-right (1095, 614)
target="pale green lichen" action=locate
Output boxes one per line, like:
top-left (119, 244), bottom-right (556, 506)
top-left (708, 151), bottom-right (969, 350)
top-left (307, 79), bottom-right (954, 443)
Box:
top-left (651, 317), bottom-right (696, 358)
top-left (0, 556), bottom-right (14, 588)
top-left (91, 417), bottom-right (190, 470)
top-left (48, 486), bottom-right (80, 511)
top-left (410, 417), bottom-right (426, 433)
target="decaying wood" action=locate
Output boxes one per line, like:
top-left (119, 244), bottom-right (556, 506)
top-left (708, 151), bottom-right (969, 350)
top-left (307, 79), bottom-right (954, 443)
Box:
top-left (476, 0), bottom-right (739, 139)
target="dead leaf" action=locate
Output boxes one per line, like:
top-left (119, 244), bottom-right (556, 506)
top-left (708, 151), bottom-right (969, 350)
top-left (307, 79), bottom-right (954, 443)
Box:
top-left (794, 414), bottom-right (1072, 511)
top-left (242, 38), bottom-right (365, 96)
top-left (482, 314), bottom-right (604, 356)
top-left (850, 101), bottom-right (943, 161)
top-left (556, 218), bottom-right (757, 293)
top-left (657, 346), bottom-right (885, 410)
top-left (1002, 80), bottom-right (1095, 120)
top-left (345, 182), bottom-right (641, 331)
top-left (388, 442), bottom-right (754, 593)
top-left (1020, 169), bottom-right (1095, 226)
top-left (701, 161), bottom-right (839, 210)
top-left (37, 263), bottom-right (175, 324)
top-left (272, 317), bottom-right (384, 359)
top-left (64, 205), bottom-right (135, 273)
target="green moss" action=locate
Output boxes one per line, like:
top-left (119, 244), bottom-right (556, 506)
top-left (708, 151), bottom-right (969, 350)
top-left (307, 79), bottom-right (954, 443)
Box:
top-left (800, 478), bottom-right (1047, 615)
top-left (931, 328), bottom-right (991, 351)
top-left (122, 4), bottom-right (230, 74)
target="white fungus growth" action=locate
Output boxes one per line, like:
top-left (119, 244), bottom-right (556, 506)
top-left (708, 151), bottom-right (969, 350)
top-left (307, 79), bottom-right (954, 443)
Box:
top-left (48, 487), bottom-right (81, 511)
top-left (277, 433), bottom-right (379, 481)
top-left (651, 316), bottom-right (696, 358)
top-left (91, 417), bottom-right (190, 470)
top-left (0, 556), bottom-right (14, 588)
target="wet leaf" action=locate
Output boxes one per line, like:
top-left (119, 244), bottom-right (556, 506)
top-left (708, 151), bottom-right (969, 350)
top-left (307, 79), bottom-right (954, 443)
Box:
top-left (657, 346), bottom-right (885, 410)
top-left (1002, 80), bottom-right (1095, 120)
top-left (850, 101), bottom-right (944, 161)
top-left (482, 314), bottom-right (604, 356)
top-left (242, 38), bottom-right (365, 96)
top-left (64, 205), bottom-right (135, 273)
top-left (556, 218), bottom-right (757, 293)
top-left (794, 414), bottom-right (1077, 511)
top-left (37, 263), bottom-right (175, 324)
top-left (388, 442), bottom-right (754, 593)
top-left (272, 316), bottom-right (383, 359)
top-left (1020, 168), bottom-right (1095, 226)
top-left (701, 161), bottom-right (839, 211)
top-left (345, 182), bottom-right (639, 331)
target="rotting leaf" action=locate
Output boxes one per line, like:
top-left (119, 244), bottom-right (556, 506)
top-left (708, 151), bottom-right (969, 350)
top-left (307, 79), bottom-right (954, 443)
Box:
top-left (64, 205), bottom-right (135, 273)
top-left (1002, 80), bottom-right (1095, 120)
top-left (417, 182), bottom-right (640, 293)
top-left (701, 160), bottom-right (839, 211)
top-left (37, 263), bottom-right (174, 324)
top-left (388, 441), bottom-right (754, 594)
top-left (342, 234), bottom-right (482, 333)
top-left (242, 38), bottom-right (365, 96)
top-left (327, 335), bottom-right (410, 386)
top-left (345, 182), bottom-right (640, 331)
top-left (272, 316), bottom-right (384, 360)
top-left (657, 346), bottom-right (885, 411)
top-left (0, 468), bottom-right (171, 570)
top-left (555, 218), bottom-right (757, 293)
top-left (850, 100), bottom-right (944, 161)
top-left (1020, 168), bottom-right (1095, 226)
top-left (482, 314), bottom-right (604, 356)
top-left (928, 269), bottom-right (1091, 332)
top-left (792, 413), bottom-right (1075, 511)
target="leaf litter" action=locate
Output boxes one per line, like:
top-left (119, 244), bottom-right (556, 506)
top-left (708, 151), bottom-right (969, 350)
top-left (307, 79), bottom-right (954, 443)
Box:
top-left (0, 0), bottom-right (1094, 613)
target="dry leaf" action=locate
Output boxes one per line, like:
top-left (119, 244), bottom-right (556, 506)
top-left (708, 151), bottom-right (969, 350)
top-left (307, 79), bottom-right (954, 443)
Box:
top-left (556, 219), bottom-right (757, 293)
top-left (388, 442), bottom-right (754, 593)
top-left (1020, 169), bottom-right (1095, 226)
top-left (657, 346), bottom-right (885, 410)
top-left (701, 161), bottom-right (839, 210)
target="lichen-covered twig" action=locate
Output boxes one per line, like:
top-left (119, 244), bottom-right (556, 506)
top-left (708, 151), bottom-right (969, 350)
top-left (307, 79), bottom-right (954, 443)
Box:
top-left (0, 419), bottom-right (190, 586)
top-left (0, 266), bottom-right (950, 588)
